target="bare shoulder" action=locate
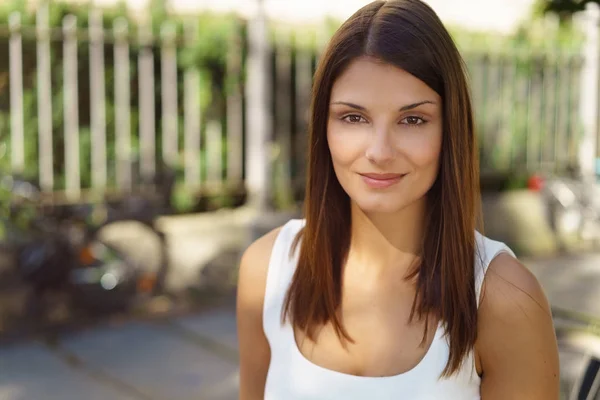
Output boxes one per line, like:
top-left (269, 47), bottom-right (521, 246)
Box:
top-left (477, 252), bottom-right (560, 399)
top-left (237, 226), bottom-right (283, 308)
top-left (237, 227), bottom-right (283, 399)
top-left (480, 252), bottom-right (551, 314)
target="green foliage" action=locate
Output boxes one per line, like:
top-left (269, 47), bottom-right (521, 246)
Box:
top-left (447, 18), bottom-right (584, 54)
top-left (537, 0), bottom-right (600, 15)
top-left (171, 183), bottom-right (196, 213)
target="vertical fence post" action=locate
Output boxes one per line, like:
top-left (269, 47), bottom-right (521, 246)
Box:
top-left (315, 19), bottom-right (329, 64)
top-left (89, 9), bottom-right (107, 190)
top-left (63, 15), bottom-right (81, 198)
top-left (528, 57), bottom-right (544, 171)
top-left (183, 20), bottom-right (201, 189)
top-left (294, 29), bottom-right (312, 194)
top-left (541, 55), bottom-right (556, 170)
top-left (579, 3), bottom-right (600, 179)
top-left (245, 0), bottom-right (272, 210)
top-left (9, 12), bottom-right (24, 174)
top-left (138, 22), bottom-right (156, 182)
top-left (274, 25), bottom-right (293, 207)
top-left (226, 21), bottom-right (244, 186)
top-left (556, 56), bottom-right (571, 169)
top-left (206, 120), bottom-right (222, 186)
top-left (114, 18), bottom-right (132, 191)
top-left (568, 57), bottom-right (582, 163)
top-left (160, 22), bottom-right (178, 168)
top-left (552, 56), bottom-right (562, 170)
top-left (37, 4), bottom-right (53, 191)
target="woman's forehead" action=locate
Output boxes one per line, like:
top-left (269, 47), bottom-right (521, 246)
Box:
top-left (330, 57), bottom-right (441, 108)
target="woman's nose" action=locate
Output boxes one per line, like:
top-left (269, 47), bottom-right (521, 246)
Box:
top-left (365, 127), bottom-right (395, 165)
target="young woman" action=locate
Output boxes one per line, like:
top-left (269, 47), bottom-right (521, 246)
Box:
top-left (237, 1), bottom-right (560, 398)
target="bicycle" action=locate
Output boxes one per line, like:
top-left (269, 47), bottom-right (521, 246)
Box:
top-left (0, 166), bottom-right (175, 334)
top-left (554, 309), bottom-right (600, 399)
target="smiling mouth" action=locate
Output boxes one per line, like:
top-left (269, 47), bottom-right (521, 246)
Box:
top-left (359, 173), bottom-right (406, 189)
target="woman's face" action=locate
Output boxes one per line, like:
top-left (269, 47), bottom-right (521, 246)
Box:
top-left (327, 56), bottom-right (443, 215)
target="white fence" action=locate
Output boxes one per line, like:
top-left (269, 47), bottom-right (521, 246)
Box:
top-left (3, 5), bottom-right (254, 203)
top-left (2, 5), bottom-right (599, 207)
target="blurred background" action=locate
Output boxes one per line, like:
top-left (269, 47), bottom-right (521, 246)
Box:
top-left (0, 0), bottom-right (599, 399)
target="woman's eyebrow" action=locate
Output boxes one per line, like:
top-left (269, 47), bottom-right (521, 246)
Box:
top-left (330, 100), bottom-right (437, 111)
top-left (399, 100), bottom-right (436, 111)
top-left (330, 101), bottom-right (365, 110)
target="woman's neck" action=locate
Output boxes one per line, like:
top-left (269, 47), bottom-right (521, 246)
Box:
top-left (348, 198), bottom-right (427, 274)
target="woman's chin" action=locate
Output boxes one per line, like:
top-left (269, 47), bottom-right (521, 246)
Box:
top-left (353, 197), bottom-right (407, 215)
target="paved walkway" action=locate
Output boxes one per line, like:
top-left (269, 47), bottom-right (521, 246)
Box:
top-left (0, 253), bottom-right (599, 400)
top-left (0, 306), bottom-right (240, 400)
top-left (525, 252), bottom-right (600, 321)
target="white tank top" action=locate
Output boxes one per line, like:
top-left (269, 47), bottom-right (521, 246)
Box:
top-left (263, 219), bottom-right (515, 400)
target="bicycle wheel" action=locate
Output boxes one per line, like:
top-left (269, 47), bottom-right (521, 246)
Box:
top-left (94, 218), bottom-right (169, 298)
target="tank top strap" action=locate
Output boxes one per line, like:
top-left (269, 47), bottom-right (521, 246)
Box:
top-left (474, 231), bottom-right (516, 307)
top-left (262, 219), bottom-right (305, 342)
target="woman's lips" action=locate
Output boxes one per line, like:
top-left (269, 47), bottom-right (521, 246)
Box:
top-left (359, 173), bottom-right (406, 189)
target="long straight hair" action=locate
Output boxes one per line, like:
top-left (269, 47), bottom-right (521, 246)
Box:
top-left (283, 0), bottom-right (481, 376)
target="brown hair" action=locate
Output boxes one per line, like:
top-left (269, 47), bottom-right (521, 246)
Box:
top-left (283, 0), bottom-right (481, 377)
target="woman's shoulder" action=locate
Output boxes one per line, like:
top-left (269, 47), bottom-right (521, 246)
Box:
top-left (237, 219), bottom-right (305, 308)
top-left (240, 227), bottom-right (282, 279)
top-left (475, 252), bottom-right (559, 395)
top-left (474, 231), bottom-right (545, 319)
top-left (474, 231), bottom-right (516, 264)
top-left (241, 218), bottom-right (304, 266)
top-left (236, 224), bottom-right (285, 332)
top-left (479, 252), bottom-right (548, 316)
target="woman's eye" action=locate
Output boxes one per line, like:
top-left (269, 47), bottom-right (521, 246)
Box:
top-left (342, 114), bottom-right (365, 124)
top-left (401, 116), bottom-right (425, 126)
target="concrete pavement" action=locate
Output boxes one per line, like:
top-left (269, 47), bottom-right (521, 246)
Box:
top-left (525, 252), bottom-right (600, 321)
top-left (0, 306), bottom-right (240, 400)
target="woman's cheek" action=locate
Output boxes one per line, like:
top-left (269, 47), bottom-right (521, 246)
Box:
top-left (327, 125), bottom-right (368, 164)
